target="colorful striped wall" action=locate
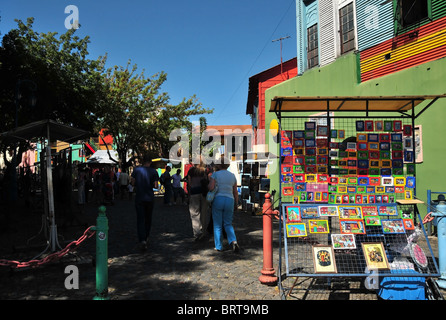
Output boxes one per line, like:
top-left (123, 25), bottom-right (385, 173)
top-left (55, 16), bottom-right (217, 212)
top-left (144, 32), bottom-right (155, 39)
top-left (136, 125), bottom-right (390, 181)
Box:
top-left (360, 15), bottom-right (446, 82)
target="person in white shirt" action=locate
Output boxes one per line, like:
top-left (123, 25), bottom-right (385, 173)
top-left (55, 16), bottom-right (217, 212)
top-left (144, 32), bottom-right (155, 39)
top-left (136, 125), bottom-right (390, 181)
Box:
top-left (118, 169), bottom-right (130, 199)
top-left (172, 169), bottom-right (186, 205)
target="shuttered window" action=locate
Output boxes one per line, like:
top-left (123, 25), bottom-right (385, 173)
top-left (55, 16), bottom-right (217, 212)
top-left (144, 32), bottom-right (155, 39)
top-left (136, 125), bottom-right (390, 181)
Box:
top-left (339, 2), bottom-right (355, 54)
top-left (307, 24), bottom-right (319, 69)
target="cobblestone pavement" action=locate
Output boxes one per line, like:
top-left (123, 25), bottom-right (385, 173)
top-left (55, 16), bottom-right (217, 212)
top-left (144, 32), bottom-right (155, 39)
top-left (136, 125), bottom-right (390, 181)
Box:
top-left (0, 193), bottom-right (444, 301)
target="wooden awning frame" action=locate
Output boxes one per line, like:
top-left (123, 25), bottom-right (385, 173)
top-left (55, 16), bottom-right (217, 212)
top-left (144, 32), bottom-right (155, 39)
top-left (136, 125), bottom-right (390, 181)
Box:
top-left (270, 95), bottom-right (446, 119)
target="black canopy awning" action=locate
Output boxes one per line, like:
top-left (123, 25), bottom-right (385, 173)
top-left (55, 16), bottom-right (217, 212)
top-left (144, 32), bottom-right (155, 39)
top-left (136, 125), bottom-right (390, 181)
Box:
top-left (1, 119), bottom-right (89, 143)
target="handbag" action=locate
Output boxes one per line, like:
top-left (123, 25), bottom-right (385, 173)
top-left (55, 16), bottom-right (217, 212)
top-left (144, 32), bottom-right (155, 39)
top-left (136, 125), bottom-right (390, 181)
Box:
top-left (206, 179), bottom-right (218, 203)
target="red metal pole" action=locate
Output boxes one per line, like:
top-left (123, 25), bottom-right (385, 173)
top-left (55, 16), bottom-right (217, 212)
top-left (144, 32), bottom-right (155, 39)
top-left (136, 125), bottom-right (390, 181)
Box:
top-left (259, 193), bottom-right (278, 285)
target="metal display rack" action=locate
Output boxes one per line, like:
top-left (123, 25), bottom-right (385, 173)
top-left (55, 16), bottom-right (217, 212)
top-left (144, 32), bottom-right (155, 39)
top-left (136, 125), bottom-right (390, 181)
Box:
top-left (269, 96), bottom-right (445, 296)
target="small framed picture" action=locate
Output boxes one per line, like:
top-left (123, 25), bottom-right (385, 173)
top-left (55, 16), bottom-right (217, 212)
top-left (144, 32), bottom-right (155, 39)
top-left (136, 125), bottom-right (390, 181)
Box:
top-left (339, 219), bottom-right (366, 234)
top-left (365, 120), bottom-right (374, 131)
top-left (404, 137), bottom-right (413, 149)
top-left (306, 148), bottom-right (316, 155)
top-left (305, 139), bottom-right (316, 148)
top-left (357, 142), bottom-right (368, 151)
top-left (375, 121), bottom-right (384, 131)
top-left (293, 139), bottom-right (304, 148)
top-left (301, 206), bottom-right (319, 218)
top-left (338, 130), bottom-right (345, 139)
top-left (368, 143), bottom-right (379, 151)
top-left (346, 142), bottom-right (356, 150)
top-left (365, 216), bottom-right (381, 226)
top-left (391, 133), bottom-right (402, 142)
top-left (295, 183), bottom-right (306, 193)
top-left (362, 206), bottom-right (378, 216)
top-left (382, 219), bottom-right (405, 234)
top-left (286, 223), bottom-right (307, 237)
top-left (281, 164), bottom-right (293, 174)
top-left (305, 122), bottom-right (316, 131)
top-left (403, 125), bottom-right (412, 136)
top-left (379, 133), bottom-right (390, 142)
top-left (312, 245), bottom-right (337, 274)
top-left (362, 242), bottom-right (389, 270)
top-left (281, 148), bottom-right (293, 157)
top-left (406, 176), bottom-right (415, 188)
top-left (393, 120), bottom-right (402, 132)
top-left (305, 130), bottom-right (315, 139)
top-left (405, 190), bottom-right (413, 200)
top-left (282, 186), bottom-right (294, 196)
top-left (381, 176), bottom-right (394, 186)
top-left (329, 142), bottom-right (339, 149)
top-left (356, 120), bottom-right (365, 131)
top-left (368, 133), bottom-right (379, 142)
top-left (403, 218), bottom-right (415, 230)
top-left (317, 125), bottom-right (329, 137)
top-left (404, 150), bottom-right (414, 162)
top-left (331, 234), bottom-right (356, 250)
top-left (309, 220), bottom-right (330, 233)
top-left (331, 130), bottom-right (338, 139)
top-left (380, 142), bottom-right (390, 150)
top-left (319, 206), bottom-right (338, 217)
top-left (384, 120), bottom-right (393, 132)
top-left (294, 130), bottom-right (305, 139)
top-left (285, 206), bottom-right (302, 223)
top-left (357, 133), bottom-right (367, 142)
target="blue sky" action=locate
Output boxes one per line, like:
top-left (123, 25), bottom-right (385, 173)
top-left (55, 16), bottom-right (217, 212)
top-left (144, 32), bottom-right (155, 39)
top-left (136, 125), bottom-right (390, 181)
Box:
top-left (1, 0), bottom-right (297, 126)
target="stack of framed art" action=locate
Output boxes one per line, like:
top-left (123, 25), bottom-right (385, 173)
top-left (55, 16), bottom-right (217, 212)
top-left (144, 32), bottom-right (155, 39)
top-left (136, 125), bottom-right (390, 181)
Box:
top-left (281, 203), bottom-right (436, 277)
top-left (280, 119), bottom-right (416, 205)
top-left (277, 115), bottom-right (438, 279)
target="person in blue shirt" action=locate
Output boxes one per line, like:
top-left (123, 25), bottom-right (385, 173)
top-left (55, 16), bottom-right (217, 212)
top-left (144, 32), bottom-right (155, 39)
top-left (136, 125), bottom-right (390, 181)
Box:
top-left (131, 154), bottom-right (159, 250)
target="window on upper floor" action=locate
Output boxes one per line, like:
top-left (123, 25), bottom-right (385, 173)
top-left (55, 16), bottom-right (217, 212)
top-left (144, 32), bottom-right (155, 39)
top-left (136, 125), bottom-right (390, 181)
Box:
top-left (339, 2), bottom-right (355, 54)
top-left (397, 0), bottom-right (430, 28)
top-left (307, 23), bottom-right (319, 69)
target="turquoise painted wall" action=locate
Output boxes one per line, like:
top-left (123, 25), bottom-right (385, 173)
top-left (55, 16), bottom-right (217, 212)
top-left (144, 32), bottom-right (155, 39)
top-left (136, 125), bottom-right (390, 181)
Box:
top-left (265, 52), bottom-right (446, 216)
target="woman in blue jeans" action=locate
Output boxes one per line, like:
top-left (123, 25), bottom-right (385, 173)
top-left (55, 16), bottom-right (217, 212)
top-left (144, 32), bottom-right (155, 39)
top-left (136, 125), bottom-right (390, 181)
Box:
top-left (208, 160), bottom-right (240, 252)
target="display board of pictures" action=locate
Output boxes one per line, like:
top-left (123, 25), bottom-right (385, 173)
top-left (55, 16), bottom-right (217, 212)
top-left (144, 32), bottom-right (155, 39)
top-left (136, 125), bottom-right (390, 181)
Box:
top-left (280, 120), bottom-right (416, 205)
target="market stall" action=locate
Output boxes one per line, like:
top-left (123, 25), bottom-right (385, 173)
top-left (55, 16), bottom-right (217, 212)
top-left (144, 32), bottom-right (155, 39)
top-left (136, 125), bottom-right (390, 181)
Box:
top-left (269, 95), bottom-right (445, 299)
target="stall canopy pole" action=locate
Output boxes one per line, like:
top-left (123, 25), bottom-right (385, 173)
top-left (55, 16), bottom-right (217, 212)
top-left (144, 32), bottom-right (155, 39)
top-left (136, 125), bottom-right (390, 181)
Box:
top-left (45, 122), bottom-right (60, 252)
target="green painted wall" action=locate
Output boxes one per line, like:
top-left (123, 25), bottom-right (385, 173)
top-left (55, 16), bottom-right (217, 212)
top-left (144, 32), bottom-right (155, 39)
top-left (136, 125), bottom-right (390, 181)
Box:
top-left (265, 52), bottom-right (446, 216)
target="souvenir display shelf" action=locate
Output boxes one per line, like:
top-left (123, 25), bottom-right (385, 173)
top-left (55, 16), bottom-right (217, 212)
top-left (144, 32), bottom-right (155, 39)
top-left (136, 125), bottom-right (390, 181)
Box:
top-left (274, 102), bottom-right (440, 280)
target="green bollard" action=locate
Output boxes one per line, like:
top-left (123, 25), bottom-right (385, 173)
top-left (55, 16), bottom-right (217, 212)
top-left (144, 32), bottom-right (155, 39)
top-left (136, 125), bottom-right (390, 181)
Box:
top-left (93, 205), bottom-right (109, 300)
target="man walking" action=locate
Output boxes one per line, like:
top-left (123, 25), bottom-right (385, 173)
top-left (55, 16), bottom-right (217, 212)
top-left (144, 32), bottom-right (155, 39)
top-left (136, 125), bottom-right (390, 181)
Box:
top-left (172, 169), bottom-right (186, 205)
top-left (131, 154), bottom-right (159, 250)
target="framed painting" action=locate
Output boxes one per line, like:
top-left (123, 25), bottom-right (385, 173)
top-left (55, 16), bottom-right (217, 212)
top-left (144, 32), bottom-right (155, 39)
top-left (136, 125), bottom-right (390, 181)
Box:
top-left (317, 125), bottom-right (329, 137)
top-left (331, 234), bottom-right (356, 250)
top-left (309, 220), bottom-right (330, 233)
top-left (282, 186), bottom-right (294, 197)
top-left (375, 120), bottom-right (383, 131)
top-left (312, 245), bottom-right (337, 274)
top-left (365, 216), bottom-right (381, 226)
top-left (365, 120), bottom-right (374, 131)
top-left (381, 219), bottom-right (406, 234)
top-left (362, 242), bottom-right (389, 270)
top-left (285, 205), bottom-right (302, 223)
top-left (301, 206), bottom-right (319, 218)
top-left (362, 206), bottom-right (378, 216)
top-left (305, 121), bottom-right (316, 131)
top-left (286, 223), bottom-right (307, 237)
top-left (338, 206), bottom-right (363, 219)
top-left (403, 218), bottom-right (415, 230)
top-left (318, 206), bottom-right (338, 217)
top-left (339, 219), bottom-right (366, 234)
top-left (378, 205), bottom-right (398, 216)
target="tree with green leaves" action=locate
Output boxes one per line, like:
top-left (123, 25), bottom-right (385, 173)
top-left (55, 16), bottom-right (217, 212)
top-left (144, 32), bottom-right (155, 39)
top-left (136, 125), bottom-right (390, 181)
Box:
top-left (96, 61), bottom-right (213, 170)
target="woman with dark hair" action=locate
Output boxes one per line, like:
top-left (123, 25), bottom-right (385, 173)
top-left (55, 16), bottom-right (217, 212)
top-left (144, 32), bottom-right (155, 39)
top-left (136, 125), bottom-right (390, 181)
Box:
top-left (208, 157), bottom-right (240, 252)
top-left (187, 164), bottom-right (209, 241)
